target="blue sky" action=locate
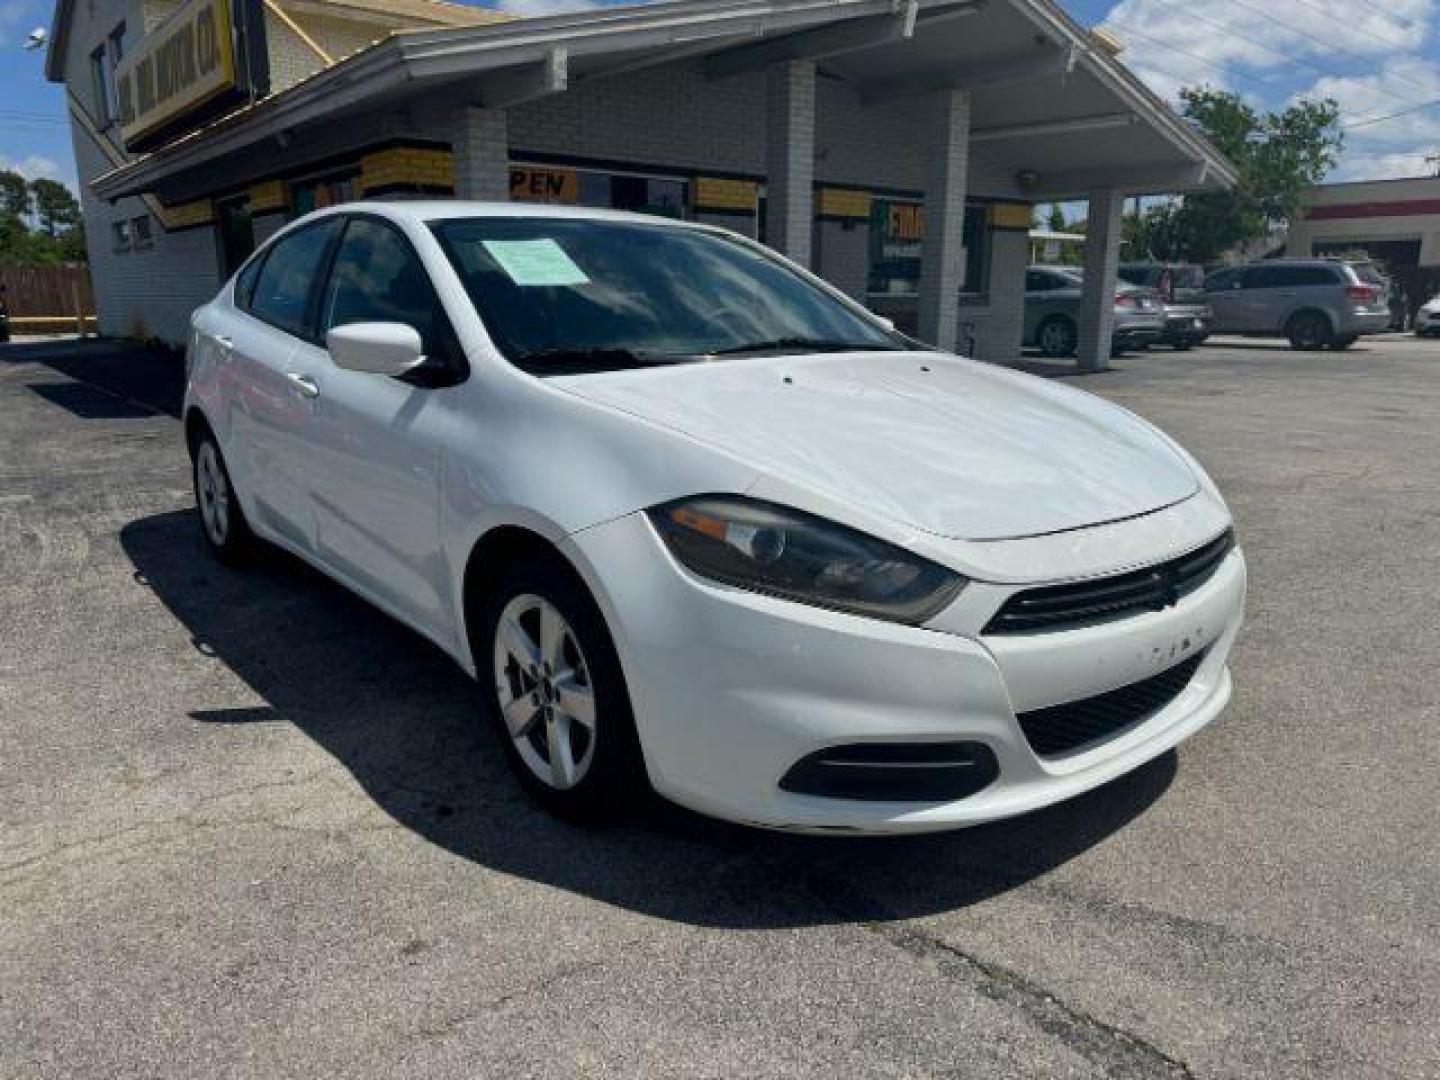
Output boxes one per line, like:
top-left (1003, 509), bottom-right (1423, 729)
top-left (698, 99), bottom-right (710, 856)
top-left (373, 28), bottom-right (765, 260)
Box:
top-left (2, 0), bottom-right (1437, 194)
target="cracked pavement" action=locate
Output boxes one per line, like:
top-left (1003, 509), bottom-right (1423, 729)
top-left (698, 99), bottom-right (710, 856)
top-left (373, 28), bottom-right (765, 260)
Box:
top-left (2, 336), bottom-right (1437, 1077)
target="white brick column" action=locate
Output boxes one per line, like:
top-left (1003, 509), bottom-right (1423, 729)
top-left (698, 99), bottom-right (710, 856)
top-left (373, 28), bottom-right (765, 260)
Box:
top-left (917, 89), bottom-right (971, 352)
top-left (765, 60), bottom-right (816, 266)
top-left (974, 226), bottom-right (1029, 362)
top-left (1076, 188), bottom-right (1124, 371)
top-left (451, 106), bottom-right (510, 201)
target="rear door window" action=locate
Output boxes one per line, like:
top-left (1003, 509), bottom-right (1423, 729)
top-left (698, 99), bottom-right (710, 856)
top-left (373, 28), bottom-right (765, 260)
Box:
top-left (1245, 265), bottom-right (1338, 289)
top-left (249, 219), bottom-right (344, 339)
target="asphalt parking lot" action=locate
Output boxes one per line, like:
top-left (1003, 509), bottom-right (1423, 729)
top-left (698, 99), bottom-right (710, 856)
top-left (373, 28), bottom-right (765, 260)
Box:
top-left (3, 334), bottom-right (1437, 1078)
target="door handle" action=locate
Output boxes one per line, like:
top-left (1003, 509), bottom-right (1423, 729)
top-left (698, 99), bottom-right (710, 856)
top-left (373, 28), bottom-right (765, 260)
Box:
top-left (285, 372), bottom-right (320, 399)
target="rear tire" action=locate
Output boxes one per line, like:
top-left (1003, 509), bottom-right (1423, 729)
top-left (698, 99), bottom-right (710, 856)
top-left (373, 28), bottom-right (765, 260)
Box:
top-left (1171, 339), bottom-right (1195, 352)
top-left (1036, 315), bottom-right (1077, 358)
top-left (474, 553), bottom-right (646, 822)
top-left (1329, 334), bottom-right (1358, 351)
top-left (1286, 311), bottom-right (1332, 351)
top-left (191, 430), bottom-right (255, 565)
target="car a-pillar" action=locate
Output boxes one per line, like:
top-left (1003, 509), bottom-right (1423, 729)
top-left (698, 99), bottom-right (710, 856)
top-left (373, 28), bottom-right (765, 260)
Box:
top-left (1076, 188), bottom-right (1124, 372)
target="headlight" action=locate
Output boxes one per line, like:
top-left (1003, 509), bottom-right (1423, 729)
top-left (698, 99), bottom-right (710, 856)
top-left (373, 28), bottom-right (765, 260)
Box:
top-left (648, 495), bottom-right (965, 625)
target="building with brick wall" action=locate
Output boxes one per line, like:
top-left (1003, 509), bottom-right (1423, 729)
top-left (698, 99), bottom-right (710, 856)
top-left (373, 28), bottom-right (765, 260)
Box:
top-left (47, 0), bottom-right (1234, 369)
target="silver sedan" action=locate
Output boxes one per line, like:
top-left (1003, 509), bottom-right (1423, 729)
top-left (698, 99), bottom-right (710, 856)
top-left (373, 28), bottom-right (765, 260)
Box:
top-left (1024, 265), bottom-right (1166, 358)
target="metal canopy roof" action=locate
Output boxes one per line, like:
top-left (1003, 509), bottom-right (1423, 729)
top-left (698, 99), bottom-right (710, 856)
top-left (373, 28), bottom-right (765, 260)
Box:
top-left (88, 0), bottom-right (1236, 202)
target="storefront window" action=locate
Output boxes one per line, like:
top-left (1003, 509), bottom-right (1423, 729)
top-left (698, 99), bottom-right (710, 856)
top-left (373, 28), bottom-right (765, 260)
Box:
top-left (867, 198), bottom-right (991, 300)
top-left (511, 164), bottom-right (689, 220)
top-left (291, 172), bottom-right (358, 216)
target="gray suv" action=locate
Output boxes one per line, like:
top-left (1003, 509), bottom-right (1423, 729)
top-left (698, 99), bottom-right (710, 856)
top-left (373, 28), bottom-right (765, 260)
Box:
top-left (1204, 259), bottom-right (1390, 350)
top-left (1024, 266), bottom-right (1165, 357)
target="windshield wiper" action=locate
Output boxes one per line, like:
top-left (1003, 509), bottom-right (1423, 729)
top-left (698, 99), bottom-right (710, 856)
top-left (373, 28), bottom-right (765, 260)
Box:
top-left (510, 347), bottom-right (691, 375)
top-left (709, 337), bottom-right (903, 356)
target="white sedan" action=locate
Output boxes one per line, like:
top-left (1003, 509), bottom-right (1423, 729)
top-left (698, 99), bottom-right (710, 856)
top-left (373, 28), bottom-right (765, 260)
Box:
top-left (185, 201), bottom-right (1246, 834)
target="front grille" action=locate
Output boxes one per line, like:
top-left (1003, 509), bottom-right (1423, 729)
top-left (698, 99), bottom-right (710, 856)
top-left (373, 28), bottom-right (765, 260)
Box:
top-left (984, 530), bottom-right (1234, 636)
top-left (1017, 651), bottom-right (1206, 757)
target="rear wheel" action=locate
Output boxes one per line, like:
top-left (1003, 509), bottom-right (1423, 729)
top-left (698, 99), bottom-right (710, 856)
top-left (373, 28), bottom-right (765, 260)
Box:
top-left (1036, 315), bottom-right (1077, 358)
top-left (1171, 339), bottom-right (1195, 352)
top-left (191, 431), bottom-right (255, 564)
top-left (1286, 311), bottom-right (1332, 351)
top-left (476, 554), bottom-right (646, 821)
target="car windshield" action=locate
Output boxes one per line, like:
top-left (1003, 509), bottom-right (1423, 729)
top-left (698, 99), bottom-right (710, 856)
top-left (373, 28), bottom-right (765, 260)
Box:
top-left (431, 217), bottom-right (905, 374)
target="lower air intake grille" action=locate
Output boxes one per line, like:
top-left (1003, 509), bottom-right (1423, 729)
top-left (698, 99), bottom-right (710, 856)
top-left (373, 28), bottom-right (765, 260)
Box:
top-left (985, 530), bottom-right (1235, 636)
top-left (1017, 651), bottom-right (1206, 758)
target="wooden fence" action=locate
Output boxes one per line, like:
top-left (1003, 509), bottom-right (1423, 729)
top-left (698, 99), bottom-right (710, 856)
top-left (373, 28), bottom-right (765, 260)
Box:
top-left (0, 264), bottom-right (97, 335)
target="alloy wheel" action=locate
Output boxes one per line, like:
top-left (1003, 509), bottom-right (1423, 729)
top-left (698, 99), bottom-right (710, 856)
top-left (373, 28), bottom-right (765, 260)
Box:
top-left (196, 442), bottom-right (231, 547)
top-left (492, 593), bottom-right (597, 790)
top-left (1039, 319), bottom-right (1075, 357)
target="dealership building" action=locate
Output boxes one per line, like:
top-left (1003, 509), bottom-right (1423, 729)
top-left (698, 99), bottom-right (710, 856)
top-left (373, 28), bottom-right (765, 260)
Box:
top-left (47, 0), bottom-right (1234, 369)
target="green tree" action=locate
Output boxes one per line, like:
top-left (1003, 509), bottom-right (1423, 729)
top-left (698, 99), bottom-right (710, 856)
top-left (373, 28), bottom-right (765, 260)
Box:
top-left (1165, 88), bottom-right (1343, 263)
top-left (1046, 205), bottom-right (1066, 233)
top-left (0, 170), bottom-right (29, 219)
top-left (30, 178), bottom-right (81, 238)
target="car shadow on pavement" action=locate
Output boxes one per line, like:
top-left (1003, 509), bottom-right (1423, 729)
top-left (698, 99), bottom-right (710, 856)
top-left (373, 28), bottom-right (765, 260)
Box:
top-left (122, 509), bottom-right (1176, 929)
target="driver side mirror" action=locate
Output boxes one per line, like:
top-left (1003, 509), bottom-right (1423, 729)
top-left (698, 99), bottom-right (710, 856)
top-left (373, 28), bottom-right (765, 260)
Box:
top-left (326, 322), bottom-right (425, 377)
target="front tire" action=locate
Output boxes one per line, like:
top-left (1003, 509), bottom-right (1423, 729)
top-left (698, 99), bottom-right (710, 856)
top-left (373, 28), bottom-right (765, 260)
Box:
top-left (475, 554), bottom-right (646, 821)
top-left (191, 431), bottom-right (255, 564)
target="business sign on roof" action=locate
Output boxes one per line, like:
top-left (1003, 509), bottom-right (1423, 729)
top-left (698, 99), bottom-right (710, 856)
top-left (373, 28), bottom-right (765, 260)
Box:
top-left (115, 0), bottom-right (268, 152)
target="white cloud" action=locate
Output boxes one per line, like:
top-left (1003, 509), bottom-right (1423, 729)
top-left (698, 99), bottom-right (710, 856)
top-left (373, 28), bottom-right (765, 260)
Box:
top-left (1097, 0), bottom-right (1440, 182)
top-left (1293, 56), bottom-right (1440, 180)
top-left (1099, 0), bottom-right (1435, 101)
top-left (0, 153), bottom-right (66, 184)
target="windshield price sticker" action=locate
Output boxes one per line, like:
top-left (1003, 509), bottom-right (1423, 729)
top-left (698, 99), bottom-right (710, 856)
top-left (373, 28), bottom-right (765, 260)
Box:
top-left (481, 239), bottom-right (590, 287)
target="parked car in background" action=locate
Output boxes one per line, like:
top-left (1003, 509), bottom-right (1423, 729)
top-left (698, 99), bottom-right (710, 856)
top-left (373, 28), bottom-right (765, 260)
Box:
top-left (1414, 294), bottom-right (1440, 337)
top-left (1203, 258), bottom-right (1390, 350)
top-left (1118, 262), bottom-right (1211, 350)
top-left (184, 202), bottom-right (1245, 834)
top-left (1024, 266), bottom-right (1165, 358)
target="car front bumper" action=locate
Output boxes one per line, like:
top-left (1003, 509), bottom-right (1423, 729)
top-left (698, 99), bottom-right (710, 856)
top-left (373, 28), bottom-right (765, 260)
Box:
top-left (564, 499), bottom-right (1246, 834)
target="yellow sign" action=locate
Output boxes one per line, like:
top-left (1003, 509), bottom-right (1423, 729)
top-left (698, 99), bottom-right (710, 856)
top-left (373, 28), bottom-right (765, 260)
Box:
top-left (116, 0), bottom-right (237, 149)
top-left (693, 177), bottom-right (758, 212)
top-left (510, 167), bottom-right (578, 203)
top-left (818, 188), bottom-right (872, 220)
top-left (884, 201), bottom-right (924, 244)
top-left (989, 203), bottom-right (1033, 231)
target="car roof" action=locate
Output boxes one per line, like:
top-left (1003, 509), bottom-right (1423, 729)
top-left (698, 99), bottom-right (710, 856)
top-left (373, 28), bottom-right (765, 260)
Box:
top-left (300, 200), bottom-right (706, 230)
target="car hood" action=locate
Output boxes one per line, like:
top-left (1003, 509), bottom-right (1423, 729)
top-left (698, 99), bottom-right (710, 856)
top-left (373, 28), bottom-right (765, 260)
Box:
top-left (552, 351), bottom-right (1199, 541)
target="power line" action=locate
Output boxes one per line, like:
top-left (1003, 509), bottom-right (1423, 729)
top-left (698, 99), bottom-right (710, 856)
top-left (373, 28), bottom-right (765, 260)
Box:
top-left (1223, 0), bottom-right (1439, 98)
top-left (1105, 12), bottom-right (1415, 108)
top-left (1280, 0), bottom-right (1416, 49)
top-left (1343, 95), bottom-right (1440, 130)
